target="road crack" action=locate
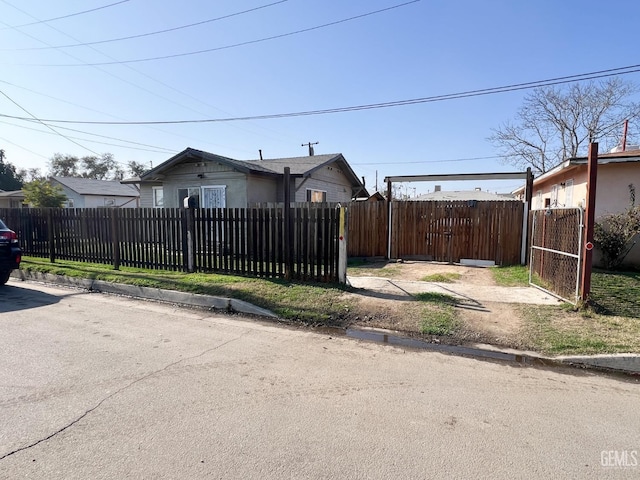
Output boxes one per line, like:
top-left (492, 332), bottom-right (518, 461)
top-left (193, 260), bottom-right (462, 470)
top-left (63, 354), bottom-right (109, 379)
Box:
top-left (0, 332), bottom-right (248, 461)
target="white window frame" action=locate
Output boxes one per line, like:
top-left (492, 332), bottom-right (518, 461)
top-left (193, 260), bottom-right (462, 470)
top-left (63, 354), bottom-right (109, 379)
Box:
top-left (564, 179), bottom-right (574, 207)
top-left (152, 186), bottom-right (164, 208)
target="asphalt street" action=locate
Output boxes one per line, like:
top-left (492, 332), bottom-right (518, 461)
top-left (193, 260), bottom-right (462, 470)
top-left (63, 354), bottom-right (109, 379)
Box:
top-left (1, 280), bottom-right (639, 479)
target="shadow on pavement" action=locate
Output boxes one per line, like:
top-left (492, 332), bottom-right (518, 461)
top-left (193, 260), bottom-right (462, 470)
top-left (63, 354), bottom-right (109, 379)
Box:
top-left (0, 284), bottom-right (63, 313)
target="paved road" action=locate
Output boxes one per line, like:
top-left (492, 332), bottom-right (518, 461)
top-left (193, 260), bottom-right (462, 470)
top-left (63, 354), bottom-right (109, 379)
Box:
top-left (1, 280), bottom-right (639, 479)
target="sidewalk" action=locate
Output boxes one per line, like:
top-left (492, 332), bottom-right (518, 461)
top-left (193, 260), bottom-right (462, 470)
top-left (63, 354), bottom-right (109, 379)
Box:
top-left (347, 275), bottom-right (562, 305)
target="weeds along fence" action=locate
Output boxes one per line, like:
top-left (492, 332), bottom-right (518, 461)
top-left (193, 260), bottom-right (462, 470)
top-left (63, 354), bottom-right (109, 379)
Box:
top-left (0, 207), bottom-right (344, 283)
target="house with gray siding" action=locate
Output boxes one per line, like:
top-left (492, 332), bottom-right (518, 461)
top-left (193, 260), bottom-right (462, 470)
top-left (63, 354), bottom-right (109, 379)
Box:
top-left (126, 148), bottom-right (368, 208)
top-left (50, 177), bottom-right (140, 208)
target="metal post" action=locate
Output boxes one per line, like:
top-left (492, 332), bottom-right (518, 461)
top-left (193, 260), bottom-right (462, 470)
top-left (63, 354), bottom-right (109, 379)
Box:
top-left (386, 180), bottom-right (392, 260)
top-left (337, 207), bottom-right (348, 284)
top-left (580, 142), bottom-right (598, 302)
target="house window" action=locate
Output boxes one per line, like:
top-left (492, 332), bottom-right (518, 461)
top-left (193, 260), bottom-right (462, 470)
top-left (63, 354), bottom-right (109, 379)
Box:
top-left (306, 189), bottom-right (327, 203)
top-left (544, 198), bottom-right (551, 208)
top-left (564, 179), bottom-right (574, 207)
top-left (152, 187), bottom-right (164, 208)
top-left (551, 184), bottom-right (559, 207)
top-left (65, 199), bottom-right (74, 208)
top-left (178, 187), bottom-right (199, 208)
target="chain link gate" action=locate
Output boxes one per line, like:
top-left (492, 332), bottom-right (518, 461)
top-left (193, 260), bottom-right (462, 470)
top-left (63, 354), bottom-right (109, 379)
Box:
top-left (529, 208), bottom-right (584, 304)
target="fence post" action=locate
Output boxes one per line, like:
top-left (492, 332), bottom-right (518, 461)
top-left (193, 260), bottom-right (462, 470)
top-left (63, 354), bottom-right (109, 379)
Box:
top-left (111, 208), bottom-right (120, 270)
top-left (284, 167), bottom-right (292, 280)
top-left (185, 207), bottom-right (196, 273)
top-left (580, 142), bottom-right (598, 302)
top-left (338, 207), bottom-right (348, 284)
top-left (47, 208), bottom-right (55, 263)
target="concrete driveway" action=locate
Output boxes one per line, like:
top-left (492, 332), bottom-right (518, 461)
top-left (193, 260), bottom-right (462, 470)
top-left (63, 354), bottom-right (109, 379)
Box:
top-left (1, 281), bottom-right (639, 479)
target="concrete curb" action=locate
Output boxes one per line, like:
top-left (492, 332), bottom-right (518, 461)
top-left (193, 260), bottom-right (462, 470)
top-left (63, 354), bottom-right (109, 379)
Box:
top-left (11, 270), bottom-right (640, 376)
top-left (12, 270), bottom-right (277, 319)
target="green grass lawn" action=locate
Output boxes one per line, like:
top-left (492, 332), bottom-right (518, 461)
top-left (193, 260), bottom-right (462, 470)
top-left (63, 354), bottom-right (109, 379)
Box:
top-left (590, 269), bottom-right (640, 318)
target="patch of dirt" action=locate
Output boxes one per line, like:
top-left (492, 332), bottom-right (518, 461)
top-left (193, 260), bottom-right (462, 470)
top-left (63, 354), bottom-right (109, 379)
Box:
top-left (345, 260), bottom-right (526, 348)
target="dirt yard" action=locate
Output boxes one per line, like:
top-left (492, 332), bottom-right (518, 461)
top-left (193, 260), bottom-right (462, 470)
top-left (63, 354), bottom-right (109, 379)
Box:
top-left (344, 261), bottom-right (532, 348)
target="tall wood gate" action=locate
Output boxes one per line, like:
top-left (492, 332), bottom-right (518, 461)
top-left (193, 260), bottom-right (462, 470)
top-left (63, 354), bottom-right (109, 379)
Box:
top-left (347, 200), bottom-right (525, 265)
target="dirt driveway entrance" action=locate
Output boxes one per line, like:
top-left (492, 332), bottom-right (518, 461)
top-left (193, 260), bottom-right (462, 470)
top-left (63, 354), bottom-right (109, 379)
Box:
top-left (345, 261), bottom-right (561, 348)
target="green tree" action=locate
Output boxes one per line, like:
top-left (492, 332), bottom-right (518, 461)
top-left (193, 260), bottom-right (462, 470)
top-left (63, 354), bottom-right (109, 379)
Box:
top-left (490, 78), bottom-right (640, 173)
top-left (22, 179), bottom-right (67, 207)
top-left (127, 160), bottom-right (149, 177)
top-left (49, 152), bottom-right (124, 180)
top-left (0, 149), bottom-right (24, 190)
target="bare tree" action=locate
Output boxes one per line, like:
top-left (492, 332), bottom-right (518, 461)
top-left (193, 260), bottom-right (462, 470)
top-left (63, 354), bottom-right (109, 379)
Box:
top-left (490, 78), bottom-right (640, 173)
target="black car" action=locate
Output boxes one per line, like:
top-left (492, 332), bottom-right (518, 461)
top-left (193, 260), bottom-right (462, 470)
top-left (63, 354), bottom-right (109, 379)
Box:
top-left (0, 219), bottom-right (21, 285)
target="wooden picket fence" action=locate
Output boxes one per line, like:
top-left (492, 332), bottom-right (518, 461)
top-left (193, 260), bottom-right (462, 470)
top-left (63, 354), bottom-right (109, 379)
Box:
top-left (0, 206), bottom-right (343, 282)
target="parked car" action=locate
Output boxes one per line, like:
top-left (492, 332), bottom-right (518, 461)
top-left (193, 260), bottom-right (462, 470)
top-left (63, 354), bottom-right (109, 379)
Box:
top-left (0, 219), bottom-right (21, 285)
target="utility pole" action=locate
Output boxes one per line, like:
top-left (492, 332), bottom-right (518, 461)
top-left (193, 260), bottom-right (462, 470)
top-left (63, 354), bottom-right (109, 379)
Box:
top-left (301, 141), bottom-right (319, 156)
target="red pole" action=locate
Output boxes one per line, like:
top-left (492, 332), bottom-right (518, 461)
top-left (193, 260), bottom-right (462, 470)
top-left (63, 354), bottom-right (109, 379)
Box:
top-left (580, 142), bottom-right (598, 302)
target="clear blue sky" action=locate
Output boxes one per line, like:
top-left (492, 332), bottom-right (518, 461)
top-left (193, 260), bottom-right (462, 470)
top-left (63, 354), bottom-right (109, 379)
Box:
top-left (2, 0), bottom-right (640, 195)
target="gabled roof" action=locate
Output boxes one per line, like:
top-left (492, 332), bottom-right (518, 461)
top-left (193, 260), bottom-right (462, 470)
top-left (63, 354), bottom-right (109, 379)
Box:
top-left (139, 148), bottom-right (368, 195)
top-left (51, 177), bottom-right (139, 197)
top-left (0, 189), bottom-right (25, 198)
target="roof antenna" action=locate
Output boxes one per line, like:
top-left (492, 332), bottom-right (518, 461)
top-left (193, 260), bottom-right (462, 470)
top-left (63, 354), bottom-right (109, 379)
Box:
top-left (302, 141), bottom-right (319, 156)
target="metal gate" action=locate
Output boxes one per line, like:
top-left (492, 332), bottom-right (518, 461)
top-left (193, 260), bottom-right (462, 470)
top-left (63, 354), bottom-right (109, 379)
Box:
top-left (529, 208), bottom-right (583, 303)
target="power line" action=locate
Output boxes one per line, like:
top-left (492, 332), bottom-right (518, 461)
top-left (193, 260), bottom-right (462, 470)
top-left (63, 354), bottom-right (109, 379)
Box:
top-left (2, 1), bottom-right (297, 153)
top-left (0, 0), bottom-right (130, 30)
top-left (0, 88), bottom-right (99, 154)
top-left (353, 155), bottom-right (505, 165)
top-left (0, 135), bottom-right (49, 159)
top-left (0, 120), bottom-right (177, 153)
top-left (6, 0), bottom-right (289, 50)
top-left (3, 63), bottom-right (638, 126)
top-left (21, 0), bottom-right (421, 66)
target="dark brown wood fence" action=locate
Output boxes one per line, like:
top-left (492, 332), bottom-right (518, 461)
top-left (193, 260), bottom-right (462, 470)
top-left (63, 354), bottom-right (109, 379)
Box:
top-left (0, 206), bottom-right (342, 282)
top-left (346, 200), bottom-right (524, 265)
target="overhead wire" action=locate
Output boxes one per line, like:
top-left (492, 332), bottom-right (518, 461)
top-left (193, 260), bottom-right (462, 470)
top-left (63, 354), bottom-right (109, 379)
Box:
top-left (18, 0), bottom-right (422, 66)
top-left (0, 0), bottom-right (130, 30)
top-left (0, 88), bottom-right (99, 155)
top-left (0, 120), bottom-right (177, 153)
top-left (4, 63), bottom-right (638, 126)
top-left (5, 0), bottom-right (290, 50)
top-left (1, 0), bottom-right (299, 153)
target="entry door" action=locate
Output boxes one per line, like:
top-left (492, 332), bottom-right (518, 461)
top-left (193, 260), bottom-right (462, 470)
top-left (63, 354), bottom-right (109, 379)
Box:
top-left (201, 186), bottom-right (226, 208)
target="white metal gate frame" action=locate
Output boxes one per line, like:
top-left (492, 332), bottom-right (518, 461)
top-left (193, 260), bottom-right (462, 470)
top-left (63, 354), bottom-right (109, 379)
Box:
top-left (528, 207), bottom-right (584, 304)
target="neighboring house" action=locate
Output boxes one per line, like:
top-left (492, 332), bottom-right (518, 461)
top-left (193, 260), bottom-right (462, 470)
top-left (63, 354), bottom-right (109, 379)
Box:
top-left (512, 149), bottom-right (640, 217)
top-left (126, 148), bottom-right (369, 209)
top-left (415, 189), bottom-right (517, 202)
top-left (512, 149), bottom-right (640, 266)
top-left (50, 177), bottom-right (140, 208)
top-left (0, 189), bottom-right (26, 208)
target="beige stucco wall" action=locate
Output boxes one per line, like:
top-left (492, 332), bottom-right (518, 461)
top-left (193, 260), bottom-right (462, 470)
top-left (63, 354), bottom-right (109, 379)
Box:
top-left (531, 162), bottom-right (640, 267)
top-left (532, 163), bottom-right (640, 218)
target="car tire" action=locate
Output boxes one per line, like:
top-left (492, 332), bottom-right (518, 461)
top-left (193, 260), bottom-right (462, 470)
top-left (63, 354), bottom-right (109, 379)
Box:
top-left (0, 271), bottom-right (11, 285)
